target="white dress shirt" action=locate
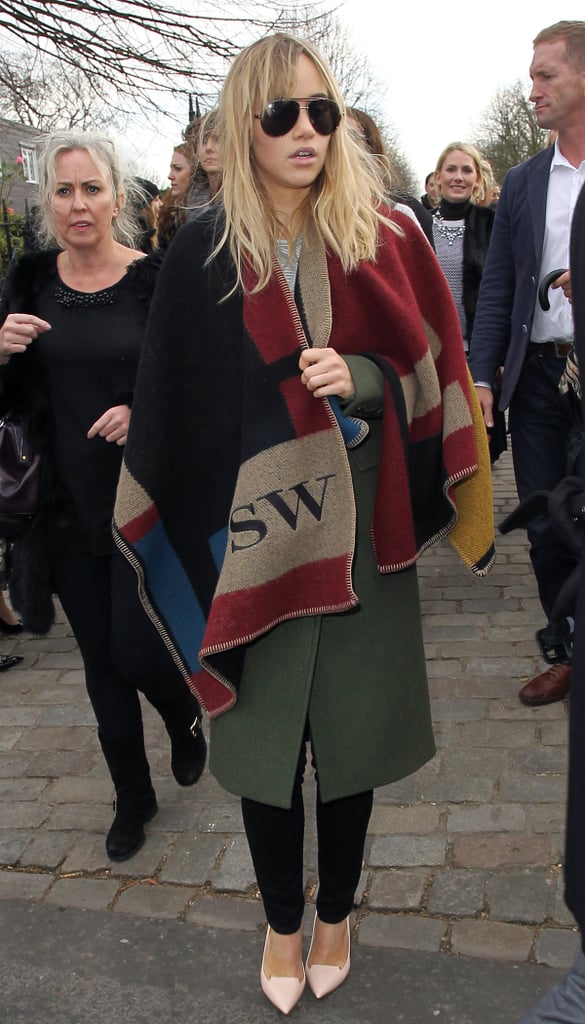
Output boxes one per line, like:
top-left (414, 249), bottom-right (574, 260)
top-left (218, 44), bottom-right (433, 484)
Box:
top-left (531, 140), bottom-right (585, 342)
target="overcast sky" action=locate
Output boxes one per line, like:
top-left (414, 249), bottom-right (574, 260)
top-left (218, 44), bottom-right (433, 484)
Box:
top-left (123, 2), bottom-right (585, 193)
top-left (340, 0), bottom-right (585, 189)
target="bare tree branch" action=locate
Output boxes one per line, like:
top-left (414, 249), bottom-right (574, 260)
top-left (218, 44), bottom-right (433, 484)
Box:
top-left (472, 81), bottom-right (548, 184)
top-left (0, 0), bottom-right (328, 107)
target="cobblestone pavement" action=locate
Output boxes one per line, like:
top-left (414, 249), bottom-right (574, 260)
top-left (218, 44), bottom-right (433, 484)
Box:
top-left (0, 449), bottom-right (578, 971)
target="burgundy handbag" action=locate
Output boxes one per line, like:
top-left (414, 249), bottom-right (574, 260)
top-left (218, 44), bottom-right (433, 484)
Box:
top-left (0, 415), bottom-right (40, 534)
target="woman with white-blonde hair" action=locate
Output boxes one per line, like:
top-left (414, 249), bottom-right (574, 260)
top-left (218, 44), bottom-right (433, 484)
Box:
top-left (115, 34), bottom-right (493, 1013)
top-left (0, 130), bottom-right (207, 865)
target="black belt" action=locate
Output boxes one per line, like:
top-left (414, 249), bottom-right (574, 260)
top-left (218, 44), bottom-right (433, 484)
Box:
top-left (528, 340), bottom-right (574, 358)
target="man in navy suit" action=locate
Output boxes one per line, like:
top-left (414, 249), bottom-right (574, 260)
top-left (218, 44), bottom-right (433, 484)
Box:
top-left (469, 20), bottom-right (585, 708)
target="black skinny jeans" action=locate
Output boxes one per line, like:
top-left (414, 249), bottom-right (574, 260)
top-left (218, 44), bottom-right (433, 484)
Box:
top-left (52, 547), bottom-right (187, 739)
top-left (242, 743), bottom-right (373, 934)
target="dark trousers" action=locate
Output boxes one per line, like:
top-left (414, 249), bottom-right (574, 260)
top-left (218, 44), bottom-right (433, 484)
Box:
top-left (241, 743), bottom-right (373, 934)
top-left (564, 572), bottom-right (585, 946)
top-left (508, 349), bottom-right (578, 622)
top-left (52, 547), bottom-right (186, 739)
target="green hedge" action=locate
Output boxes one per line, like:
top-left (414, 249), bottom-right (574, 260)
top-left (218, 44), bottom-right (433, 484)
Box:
top-left (0, 214), bottom-right (25, 282)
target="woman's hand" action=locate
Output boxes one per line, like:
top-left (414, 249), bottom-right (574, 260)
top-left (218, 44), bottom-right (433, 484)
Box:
top-left (299, 348), bottom-right (355, 400)
top-left (0, 314), bottom-right (51, 362)
top-left (87, 405), bottom-right (131, 446)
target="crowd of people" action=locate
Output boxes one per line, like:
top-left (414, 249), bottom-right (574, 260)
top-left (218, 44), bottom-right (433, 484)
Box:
top-left (0, 17), bottom-right (584, 1021)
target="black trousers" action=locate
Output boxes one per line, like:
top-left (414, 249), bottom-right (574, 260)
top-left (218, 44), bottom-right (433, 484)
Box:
top-left (52, 547), bottom-right (186, 739)
top-left (241, 743), bottom-right (373, 934)
top-left (508, 349), bottom-right (577, 621)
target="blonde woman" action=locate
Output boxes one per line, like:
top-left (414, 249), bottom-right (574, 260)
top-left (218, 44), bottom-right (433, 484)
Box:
top-left (0, 131), bottom-right (207, 863)
top-left (115, 34), bottom-right (493, 1013)
top-left (432, 141), bottom-right (507, 462)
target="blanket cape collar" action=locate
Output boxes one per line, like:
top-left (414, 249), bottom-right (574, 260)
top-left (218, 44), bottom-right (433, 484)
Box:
top-left (114, 219), bottom-right (494, 716)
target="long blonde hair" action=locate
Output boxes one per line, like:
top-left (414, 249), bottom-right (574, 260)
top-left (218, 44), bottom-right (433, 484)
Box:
top-left (212, 33), bottom-right (394, 294)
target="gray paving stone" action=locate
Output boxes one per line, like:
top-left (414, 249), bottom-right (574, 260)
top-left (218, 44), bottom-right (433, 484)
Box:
top-left (511, 748), bottom-right (569, 775)
top-left (0, 777), bottom-right (48, 801)
top-left (0, 706), bottom-right (45, 727)
top-left (446, 804), bottom-right (526, 834)
top-left (0, 727), bottom-right (24, 751)
top-left (453, 833), bottom-right (552, 870)
top-left (358, 912), bottom-right (446, 952)
top-left (194, 802), bottom-right (246, 833)
top-left (0, 801), bottom-right (50, 828)
top-left (427, 869), bottom-right (486, 917)
top-left (44, 804), bottom-right (113, 831)
top-left (368, 804), bottom-right (440, 836)
top-left (0, 832), bottom-right (30, 865)
top-left (499, 776), bottom-right (568, 803)
top-left (21, 636), bottom-right (78, 652)
top-left (369, 835), bottom-right (447, 868)
top-left (19, 831), bottom-right (80, 870)
top-left (14, 725), bottom-right (96, 752)
top-left (33, 652), bottom-right (84, 670)
top-left (429, 677), bottom-right (514, 700)
top-left (42, 777), bottom-right (112, 804)
top-left (0, 869), bottom-right (52, 900)
top-left (373, 776), bottom-right (418, 804)
top-left (440, 748), bottom-right (510, 779)
top-left (535, 928), bottom-right (581, 969)
top-left (444, 720), bottom-right (537, 749)
top-left (149, 800), bottom-right (201, 832)
top-left (525, 805), bottom-right (566, 835)
top-left (539, 721), bottom-right (569, 746)
top-left (450, 919), bottom-right (534, 962)
top-left (489, 700), bottom-right (566, 721)
top-left (185, 892), bottom-right (266, 931)
top-left (486, 871), bottom-right (552, 924)
top-left (368, 868), bottom-right (428, 911)
top-left (429, 698), bottom-right (485, 721)
top-left (0, 752), bottom-right (33, 777)
top-left (0, 670), bottom-right (62, 703)
top-left (61, 831), bottom-right (170, 876)
top-left (419, 777), bottom-right (495, 803)
top-left (24, 749), bottom-right (100, 778)
top-left (39, 705), bottom-right (97, 727)
top-left (46, 876), bottom-right (119, 911)
top-left (113, 880), bottom-right (193, 919)
top-left (211, 834), bottom-right (257, 892)
top-left (58, 670), bottom-right (86, 686)
top-left (160, 833), bottom-right (225, 885)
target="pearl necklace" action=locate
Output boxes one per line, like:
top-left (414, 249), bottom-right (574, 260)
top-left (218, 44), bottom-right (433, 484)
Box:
top-left (432, 210), bottom-right (465, 246)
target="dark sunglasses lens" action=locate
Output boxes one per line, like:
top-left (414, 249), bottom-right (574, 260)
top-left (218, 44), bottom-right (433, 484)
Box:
top-left (308, 99), bottom-right (341, 135)
top-left (260, 100), bottom-right (300, 137)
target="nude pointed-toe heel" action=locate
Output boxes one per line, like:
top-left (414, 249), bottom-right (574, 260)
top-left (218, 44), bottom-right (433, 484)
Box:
top-left (305, 915), bottom-right (351, 999)
top-left (260, 926), bottom-right (306, 1014)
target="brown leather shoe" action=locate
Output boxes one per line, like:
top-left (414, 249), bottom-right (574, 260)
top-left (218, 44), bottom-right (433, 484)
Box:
top-left (518, 663), bottom-right (570, 706)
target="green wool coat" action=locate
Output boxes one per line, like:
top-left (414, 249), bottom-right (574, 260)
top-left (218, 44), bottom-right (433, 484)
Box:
top-left (209, 357), bottom-right (436, 808)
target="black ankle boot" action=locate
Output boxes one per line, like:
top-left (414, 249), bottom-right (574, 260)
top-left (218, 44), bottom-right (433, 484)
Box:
top-left (149, 689), bottom-right (207, 787)
top-left (106, 789), bottom-right (158, 862)
top-left (98, 731), bottom-right (158, 862)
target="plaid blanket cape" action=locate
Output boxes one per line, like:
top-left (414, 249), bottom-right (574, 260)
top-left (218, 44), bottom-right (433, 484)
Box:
top-left (114, 212), bottom-right (494, 716)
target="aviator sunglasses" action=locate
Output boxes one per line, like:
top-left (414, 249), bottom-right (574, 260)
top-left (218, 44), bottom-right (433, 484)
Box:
top-left (255, 98), bottom-right (341, 138)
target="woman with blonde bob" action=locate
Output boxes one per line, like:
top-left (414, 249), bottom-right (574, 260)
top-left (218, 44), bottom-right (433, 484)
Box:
top-left (115, 34), bottom-right (493, 1013)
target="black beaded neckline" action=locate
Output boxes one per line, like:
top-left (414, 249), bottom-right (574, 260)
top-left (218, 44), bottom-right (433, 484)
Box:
top-left (54, 282), bottom-right (117, 308)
